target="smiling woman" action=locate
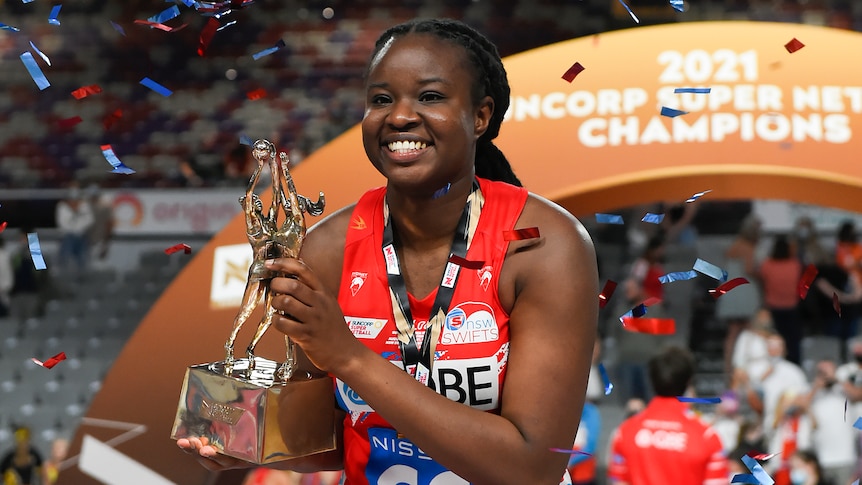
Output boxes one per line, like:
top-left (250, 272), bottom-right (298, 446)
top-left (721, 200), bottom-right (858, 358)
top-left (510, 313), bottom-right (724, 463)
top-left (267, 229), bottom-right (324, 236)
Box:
top-left (179, 18), bottom-right (599, 485)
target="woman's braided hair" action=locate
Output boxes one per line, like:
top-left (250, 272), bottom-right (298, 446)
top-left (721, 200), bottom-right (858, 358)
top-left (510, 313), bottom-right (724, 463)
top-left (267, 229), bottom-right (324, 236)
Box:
top-left (367, 18), bottom-right (522, 187)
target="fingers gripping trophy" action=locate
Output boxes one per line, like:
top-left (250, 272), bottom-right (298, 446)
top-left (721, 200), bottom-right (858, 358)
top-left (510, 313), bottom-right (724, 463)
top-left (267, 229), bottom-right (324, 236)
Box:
top-left (172, 140), bottom-right (336, 465)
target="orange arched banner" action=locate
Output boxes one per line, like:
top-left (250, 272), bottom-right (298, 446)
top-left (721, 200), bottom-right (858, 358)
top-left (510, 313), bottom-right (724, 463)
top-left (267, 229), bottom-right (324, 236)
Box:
top-left (63, 21), bottom-right (862, 484)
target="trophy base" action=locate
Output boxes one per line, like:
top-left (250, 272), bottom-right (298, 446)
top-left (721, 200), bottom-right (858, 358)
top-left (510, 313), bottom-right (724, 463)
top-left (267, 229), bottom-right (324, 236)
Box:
top-left (171, 357), bottom-right (336, 464)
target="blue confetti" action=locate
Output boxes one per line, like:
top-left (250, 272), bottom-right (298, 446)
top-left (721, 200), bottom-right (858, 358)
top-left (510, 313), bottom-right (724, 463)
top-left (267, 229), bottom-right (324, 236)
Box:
top-left (617, 0), bottom-right (640, 23)
top-left (685, 189), bottom-right (712, 203)
top-left (853, 417), bottom-right (862, 430)
top-left (139, 77), bottom-right (173, 97)
top-left (149, 5), bottom-right (181, 24)
top-left (674, 87), bottom-right (711, 94)
top-left (179, 0), bottom-right (195, 5)
top-left (741, 454), bottom-right (775, 485)
top-left (642, 213), bottom-right (664, 224)
top-left (669, 0), bottom-right (685, 11)
top-left (676, 396), bottom-right (721, 403)
top-left (110, 20), bottom-right (126, 36)
top-left (239, 134), bottom-right (253, 146)
top-left (20, 52), bottom-right (50, 91)
top-left (596, 213), bottom-right (624, 224)
top-left (659, 270), bottom-right (698, 284)
top-left (661, 106), bottom-right (688, 118)
top-left (252, 39), bottom-right (286, 60)
top-left (0, 22), bottom-right (21, 32)
top-left (48, 5), bottom-right (62, 25)
top-left (27, 233), bottom-right (47, 270)
top-left (693, 258), bottom-right (728, 282)
top-left (29, 41), bottom-right (51, 66)
top-left (619, 304), bottom-right (647, 322)
top-left (731, 474), bottom-right (760, 484)
top-left (101, 145), bottom-right (136, 174)
top-left (22, 0), bottom-right (35, 3)
top-left (432, 183), bottom-right (451, 199)
top-left (598, 363), bottom-right (613, 395)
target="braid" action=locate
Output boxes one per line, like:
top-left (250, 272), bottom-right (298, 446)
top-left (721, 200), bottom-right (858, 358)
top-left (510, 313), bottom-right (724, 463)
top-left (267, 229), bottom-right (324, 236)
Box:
top-left (368, 19), bottom-right (522, 187)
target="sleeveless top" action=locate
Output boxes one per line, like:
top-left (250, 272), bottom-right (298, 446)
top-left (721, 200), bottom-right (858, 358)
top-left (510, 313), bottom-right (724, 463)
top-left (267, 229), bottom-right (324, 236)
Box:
top-left (335, 177), bottom-right (527, 485)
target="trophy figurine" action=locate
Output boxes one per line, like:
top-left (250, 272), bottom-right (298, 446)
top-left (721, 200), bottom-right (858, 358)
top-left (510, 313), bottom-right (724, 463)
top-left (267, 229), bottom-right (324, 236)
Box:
top-left (171, 140), bottom-right (336, 464)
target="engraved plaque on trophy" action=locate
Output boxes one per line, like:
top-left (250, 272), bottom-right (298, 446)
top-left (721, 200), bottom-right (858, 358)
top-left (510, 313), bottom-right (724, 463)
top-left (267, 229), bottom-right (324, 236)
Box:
top-left (171, 140), bottom-right (336, 464)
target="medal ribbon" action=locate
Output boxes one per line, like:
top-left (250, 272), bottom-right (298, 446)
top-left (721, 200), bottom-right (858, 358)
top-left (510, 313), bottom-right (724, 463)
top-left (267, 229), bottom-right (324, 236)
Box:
top-left (382, 181), bottom-right (483, 385)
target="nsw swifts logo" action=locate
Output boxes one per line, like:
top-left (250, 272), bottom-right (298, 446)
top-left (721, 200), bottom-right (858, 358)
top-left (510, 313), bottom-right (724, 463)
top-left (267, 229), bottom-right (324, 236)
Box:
top-left (350, 272), bottom-right (367, 296)
top-left (442, 302), bottom-right (498, 344)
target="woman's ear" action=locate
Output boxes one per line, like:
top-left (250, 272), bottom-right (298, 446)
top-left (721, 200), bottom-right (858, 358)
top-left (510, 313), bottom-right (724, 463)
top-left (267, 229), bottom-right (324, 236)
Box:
top-left (474, 95), bottom-right (494, 139)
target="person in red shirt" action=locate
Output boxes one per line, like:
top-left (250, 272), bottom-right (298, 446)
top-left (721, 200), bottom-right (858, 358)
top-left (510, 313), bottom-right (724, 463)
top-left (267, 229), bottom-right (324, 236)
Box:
top-left (759, 234), bottom-right (803, 364)
top-left (608, 346), bottom-right (730, 485)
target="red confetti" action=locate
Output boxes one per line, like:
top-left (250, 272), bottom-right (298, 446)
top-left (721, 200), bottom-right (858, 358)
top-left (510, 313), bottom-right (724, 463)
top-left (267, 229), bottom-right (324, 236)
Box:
top-left (562, 62), bottom-right (585, 83)
top-left (0, 222), bottom-right (7, 233)
top-left (32, 352), bottom-right (66, 369)
top-left (834, 292), bottom-right (842, 317)
top-left (797, 264), bottom-right (818, 299)
top-left (133, 20), bottom-right (188, 32)
top-left (709, 277), bottom-right (750, 299)
top-left (103, 108), bottom-right (123, 129)
top-left (503, 227), bottom-right (540, 241)
top-left (247, 88), bottom-right (268, 100)
top-left (621, 317), bottom-right (676, 335)
top-left (57, 116), bottom-right (83, 128)
top-left (165, 243), bottom-right (192, 255)
top-left (598, 280), bottom-right (617, 309)
top-left (71, 84), bottom-right (102, 100)
top-left (197, 17), bottom-right (219, 56)
top-left (784, 38), bottom-right (805, 53)
top-left (448, 255), bottom-right (485, 270)
top-left (748, 452), bottom-right (779, 461)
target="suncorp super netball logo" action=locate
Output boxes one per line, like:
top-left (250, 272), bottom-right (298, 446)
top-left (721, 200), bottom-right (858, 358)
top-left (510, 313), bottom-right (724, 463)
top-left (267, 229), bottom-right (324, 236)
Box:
top-left (442, 302), bottom-right (498, 345)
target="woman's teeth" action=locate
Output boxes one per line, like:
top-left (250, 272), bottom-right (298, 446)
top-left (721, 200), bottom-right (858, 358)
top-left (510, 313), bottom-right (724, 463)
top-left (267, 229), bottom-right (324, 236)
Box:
top-left (387, 141), bottom-right (427, 153)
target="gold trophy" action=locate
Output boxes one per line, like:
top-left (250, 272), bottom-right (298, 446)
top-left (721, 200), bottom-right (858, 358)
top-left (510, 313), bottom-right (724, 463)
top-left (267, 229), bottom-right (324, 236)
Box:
top-left (171, 140), bottom-right (336, 464)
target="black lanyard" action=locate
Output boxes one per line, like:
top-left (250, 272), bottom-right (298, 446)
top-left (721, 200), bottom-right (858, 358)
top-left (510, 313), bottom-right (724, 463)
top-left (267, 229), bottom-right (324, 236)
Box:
top-left (381, 182), bottom-right (482, 385)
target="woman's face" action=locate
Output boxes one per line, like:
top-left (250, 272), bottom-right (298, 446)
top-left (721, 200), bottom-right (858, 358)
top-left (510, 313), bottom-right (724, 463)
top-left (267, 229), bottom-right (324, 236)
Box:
top-left (362, 33), bottom-right (492, 194)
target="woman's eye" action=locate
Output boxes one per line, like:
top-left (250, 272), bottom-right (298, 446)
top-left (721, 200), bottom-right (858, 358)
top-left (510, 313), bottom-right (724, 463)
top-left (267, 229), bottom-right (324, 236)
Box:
top-left (370, 94), bottom-right (391, 105)
top-left (419, 92), bottom-right (444, 102)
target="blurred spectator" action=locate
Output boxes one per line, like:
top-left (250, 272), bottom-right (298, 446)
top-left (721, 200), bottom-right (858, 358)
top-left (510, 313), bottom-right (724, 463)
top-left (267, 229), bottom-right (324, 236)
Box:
top-left (717, 215), bottom-right (764, 379)
top-left (0, 237), bottom-right (13, 318)
top-left (835, 338), bottom-right (862, 484)
top-left (608, 346), bottom-right (729, 485)
top-left (797, 360), bottom-right (857, 485)
top-left (812, 263), bottom-right (862, 358)
top-left (789, 450), bottom-right (832, 485)
top-left (10, 229), bottom-right (49, 320)
top-left (613, 235), bottom-right (668, 404)
top-left (0, 427), bottom-right (42, 485)
top-left (703, 391), bottom-right (743, 455)
top-left (836, 220), bottom-right (862, 284)
top-left (85, 184), bottom-right (114, 270)
top-left (55, 183), bottom-right (94, 276)
top-left (737, 334), bottom-right (809, 468)
top-left (759, 234), bottom-right (803, 365)
top-left (731, 308), bottom-right (773, 390)
top-left (792, 216), bottom-right (827, 267)
top-left (41, 438), bottom-right (68, 485)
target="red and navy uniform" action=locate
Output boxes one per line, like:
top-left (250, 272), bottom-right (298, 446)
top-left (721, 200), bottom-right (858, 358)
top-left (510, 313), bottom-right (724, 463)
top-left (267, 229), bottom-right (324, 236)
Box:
top-left (608, 397), bottom-right (729, 485)
top-left (336, 178), bottom-right (526, 485)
